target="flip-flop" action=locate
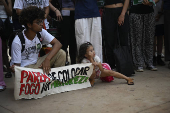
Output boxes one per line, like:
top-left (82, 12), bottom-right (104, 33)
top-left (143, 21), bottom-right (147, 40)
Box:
top-left (127, 78), bottom-right (134, 85)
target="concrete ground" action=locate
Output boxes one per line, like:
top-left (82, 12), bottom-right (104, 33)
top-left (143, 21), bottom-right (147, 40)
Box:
top-left (0, 63), bottom-right (170, 113)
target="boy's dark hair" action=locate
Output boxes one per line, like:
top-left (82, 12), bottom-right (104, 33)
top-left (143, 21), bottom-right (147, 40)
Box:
top-left (19, 6), bottom-right (45, 29)
top-left (77, 42), bottom-right (93, 63)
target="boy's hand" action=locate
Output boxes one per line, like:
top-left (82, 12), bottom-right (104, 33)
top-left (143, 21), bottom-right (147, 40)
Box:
top-left (39, 59), bottom-right (51, 74)
top-left (10, 65), bottom-right (15, 73)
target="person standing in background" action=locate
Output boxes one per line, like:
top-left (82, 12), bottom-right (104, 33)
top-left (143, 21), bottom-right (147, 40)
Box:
top-left (129, 0), bottom-right (159, 72)
top-left (0, 0), bottom-right (13, 78)
top-left (75, 0), bottom-right (103, 62)
top-left (0, 37), bottom-right (6, 92)
top-left (163, 0), bottom-right (170, 69)
top-left (153, 0), bottom-right (165, 66)
top-left (49, 0), bottom-right (77, 64)
top-left (13, 0), bottom-right (50, 29)
top-left (102, 0), bottom-right (130, 69)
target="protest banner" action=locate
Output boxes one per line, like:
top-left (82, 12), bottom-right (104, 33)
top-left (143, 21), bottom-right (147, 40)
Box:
top-left (14, 63), bottom-right (93, 100)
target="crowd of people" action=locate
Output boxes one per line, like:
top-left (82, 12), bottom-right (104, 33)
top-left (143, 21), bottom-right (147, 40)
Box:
top-left (0, 0), bottom-right (170, 92)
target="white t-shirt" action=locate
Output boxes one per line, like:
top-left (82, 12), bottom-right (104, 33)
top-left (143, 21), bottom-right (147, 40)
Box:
top-left (82, 55), bottom-right (100, 72)
top-left (154, 0), bottom-right (164, 25)
top-left (10, 29), bottom-right (54, 67)
top-left (13, 0), bottom-right (49, 29)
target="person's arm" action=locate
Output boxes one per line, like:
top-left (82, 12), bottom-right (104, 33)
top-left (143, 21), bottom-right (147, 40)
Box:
top-left (155, 0), bottom-right (159, 3)
top-left (118, 0), bottom-right (129, 26)
top-left (87, 55), bottom-right (104, 72)
top-left (39, 38), bottom-right (62, 74)
top-left (142, 0), bottom-right (159, 6)
top-left (16, 8), bottom-right (22, 15)
top-left (13, 0), bottom-right (23, 15)
top-left (49, 2), bottom-right (62, 21)
top-left (44, 6), bottom-right (49, 19)
top-left (155, 0), bottom-right (163, 22)
top-left (1, 0), bottom-right (12, 16)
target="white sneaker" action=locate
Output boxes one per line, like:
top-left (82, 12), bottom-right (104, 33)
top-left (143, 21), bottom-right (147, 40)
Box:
top-left (0, 86), bottom-right (4, 89)
top-left (147, 65), bottom-right (157, 71)
top-left (161, 53), bottom-right (165, 58)
top-left (136, 67), bottom-right (144, 72)
top-left (0, 86), bottom-right (6, 92)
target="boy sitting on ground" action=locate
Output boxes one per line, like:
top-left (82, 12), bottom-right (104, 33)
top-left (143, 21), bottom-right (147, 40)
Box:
top-left (10, 6), bottom-right (66, 74)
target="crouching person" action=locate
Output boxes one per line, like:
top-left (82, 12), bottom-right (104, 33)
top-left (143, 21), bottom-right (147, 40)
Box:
top-left (10, 6), bottom-right (66, 74)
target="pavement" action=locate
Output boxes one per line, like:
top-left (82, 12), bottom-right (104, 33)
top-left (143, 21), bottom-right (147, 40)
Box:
top-left (0, 63), bottom-right (170, 113)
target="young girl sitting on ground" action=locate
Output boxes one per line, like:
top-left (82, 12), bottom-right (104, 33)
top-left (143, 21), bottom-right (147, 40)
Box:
top-left (78, 42), bottom-right (134, 86)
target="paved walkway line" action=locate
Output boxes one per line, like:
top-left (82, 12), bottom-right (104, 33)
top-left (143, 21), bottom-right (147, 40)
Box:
top-left (137, 101), bottom-right (170, 113)
top-left (0, 105), bottom-right (15, 113)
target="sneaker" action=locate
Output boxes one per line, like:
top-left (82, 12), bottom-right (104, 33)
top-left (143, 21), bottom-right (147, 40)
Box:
top-left (0, 86), bottom-right (6, 92)
top-left (161, 53), bottom-right (164, 58)
top-left (136, 67), bottom-right (144, 72)
top-left (147, 65), bottom-right (157, 71)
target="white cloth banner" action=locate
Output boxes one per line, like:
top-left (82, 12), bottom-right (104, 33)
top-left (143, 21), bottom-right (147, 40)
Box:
top-left (14, 63), bottom-right (93, 100)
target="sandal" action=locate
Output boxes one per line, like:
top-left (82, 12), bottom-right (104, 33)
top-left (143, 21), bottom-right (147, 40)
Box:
top-left (5, 72), bottom-right (12, 78)
top-left (0, 86), bottom-right (6, 92)
top-left (127, 78), bottom-right (134, 85)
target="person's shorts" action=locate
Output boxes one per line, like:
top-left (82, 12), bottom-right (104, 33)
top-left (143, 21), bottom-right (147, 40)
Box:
top-left (95, 63), bottom-right (111, 79)
top-left (102, 63), bottom-right (111, 70)
top-left (155, 24), bottom-right (164, 36)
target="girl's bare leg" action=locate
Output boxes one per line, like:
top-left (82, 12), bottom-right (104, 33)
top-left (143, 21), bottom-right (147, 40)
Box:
top-left (100, 70), bottom-right (134, 85)
top-left (89, 69), bottom-right (96, 86)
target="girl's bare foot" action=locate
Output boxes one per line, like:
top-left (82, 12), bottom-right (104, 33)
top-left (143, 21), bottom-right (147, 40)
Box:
top-left (89, 78), bottom-right (95, 87)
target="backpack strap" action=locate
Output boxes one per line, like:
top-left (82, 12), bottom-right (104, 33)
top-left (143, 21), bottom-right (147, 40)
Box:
top-left (37, 32), bottom-right (42, 43)
top-left (18, 32), bottom-right (42, 53)
top-left (17, 32), bottom-right (25, 53)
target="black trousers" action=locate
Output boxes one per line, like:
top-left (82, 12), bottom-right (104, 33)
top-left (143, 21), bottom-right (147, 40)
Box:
top-left (164, 10), bottom-right (170, 61)
top-left (60, 11), bottom-right (77, 64)
top-left (102, 7), bottom-right (129, 68)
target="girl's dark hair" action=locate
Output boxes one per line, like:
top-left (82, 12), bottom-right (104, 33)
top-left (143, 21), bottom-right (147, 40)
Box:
top-left (19, 6), bottom-right (45, 29)
top-left (77, 42), bottom-right (93, 63)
